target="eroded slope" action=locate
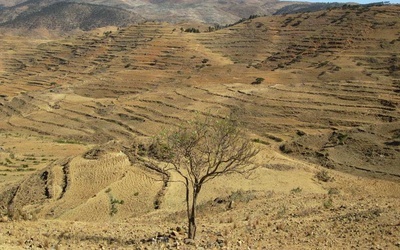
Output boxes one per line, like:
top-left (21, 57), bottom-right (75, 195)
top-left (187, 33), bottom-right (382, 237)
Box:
top-left (0, 5), bottom-right (399, 226)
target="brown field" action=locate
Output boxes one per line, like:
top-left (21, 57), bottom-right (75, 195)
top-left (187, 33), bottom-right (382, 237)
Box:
top-left (0, 5), bottom-right (399, 249)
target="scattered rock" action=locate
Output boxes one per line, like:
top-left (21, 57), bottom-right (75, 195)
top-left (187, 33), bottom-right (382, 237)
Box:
top-left (0, 216), bottom-right (9, 223)
top-left (169, 230), bottom-right (181, 239)
top-left (184, 238), bottom-right (195, 245)
top-left (214, 197), bottom-right (225, 204)
top-left (216, 237), bottom-right (225, 247)
top-left (296, 130), bottom-right (306, 136)
top-left (227, 200), bottom-right (234, 210)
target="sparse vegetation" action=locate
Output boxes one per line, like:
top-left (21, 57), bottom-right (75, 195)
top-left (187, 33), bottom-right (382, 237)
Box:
top-left (252, 138), bottom-right (270, 145)
top-left (276, 205), bottom-right (287, 218)
top-left (251, 77), bottom-right (265, 85)
top-left (110, 197), bottom-right (124, 216)
top-left (328, 187), bottom-right (340, 195)
top-left (229, 189), bottom-right (256, 203)
top-left (315, 170), bottom-right (334, 182)
top-left (184, 27), bottom-right (200, 33)
top-left (337, 133), bottom-right (348, 145)
top-left (103, 31), bottom-right (112, 37)
top-left (207, 14), bottom-right (261, 32)
top-left (106, 189), bottom-right (124, 216)
top-left (323, 198), bottom-right (333, 209)
top-left (0, 4), bottom-right (398, 249)
top-left (54, 139), bottom-right (83, 144)
top-left (291, 187), bottom-right (302, 193)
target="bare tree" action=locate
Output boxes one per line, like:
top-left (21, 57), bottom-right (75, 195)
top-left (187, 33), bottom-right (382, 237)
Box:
top-left (155, 115), bottom-right (259, 240)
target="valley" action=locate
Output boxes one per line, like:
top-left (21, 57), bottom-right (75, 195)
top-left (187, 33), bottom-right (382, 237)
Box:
top-left (0, 4), bottom-right (399, 249)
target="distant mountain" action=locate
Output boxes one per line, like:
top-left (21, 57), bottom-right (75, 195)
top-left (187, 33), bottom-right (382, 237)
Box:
top-left (0, 0), bottom-right (362, 32)
top-left (0, 0), bottom-right (309, 28)
top-left (0, 1), bottom-right (144, 31)
top-left (96, 0), bottom-right (295, 24)
top-left (0, 0), bottom-right (28, 8)
top-left (274, 2), bottom-right (347, 15)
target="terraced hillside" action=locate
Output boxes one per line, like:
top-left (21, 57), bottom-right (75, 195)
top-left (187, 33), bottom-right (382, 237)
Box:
top-left (1, 5), bottom-right (399, 171)
top-left (0, 5), bottom-right (399, 249)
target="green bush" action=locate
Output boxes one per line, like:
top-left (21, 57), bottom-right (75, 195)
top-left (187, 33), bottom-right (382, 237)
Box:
top-left (252, 77), bottom-right (265, 85)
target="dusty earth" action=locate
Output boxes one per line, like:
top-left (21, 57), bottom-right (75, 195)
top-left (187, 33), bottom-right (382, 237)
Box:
top-left (0, 5), bottom-right (399, 249)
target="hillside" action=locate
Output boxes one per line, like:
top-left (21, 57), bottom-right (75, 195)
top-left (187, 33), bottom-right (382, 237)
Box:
top-left (0, 1), bottom-right (144, 33)
top-left (0, 5), bottom-right (399, 249)
top-left (0, 0), bottom-right (339, 29)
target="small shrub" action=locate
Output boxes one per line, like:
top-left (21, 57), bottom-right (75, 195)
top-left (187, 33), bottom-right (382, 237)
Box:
top-left (184, 27), bottom-right (200, 33)
top-left (229, 190), bottom-right (255, 203)
top-left (251, 77), bottom-right (265, 85)
top-left (276, 205), bottom-right (287, 218)
top-left (296, 130), bottom-right (306, 136)
top-left (315, 170), bottom-right (333, 182)
top-left (109, 197), bottom-right (124, 216)
top-left (252, 138), bottom-right (269, 145)
top-left (291, 20), bottom-right (302, 27)
top-left (323, 198), bottom-right (333, 209)
top-left (265, 164), bottom-right (294, 171)
top-left (264, 133), bottom-right (283, 142)
top-left (367, 57), bottom-right (378, 64)
top-left (337, 133), bottom-right (348, 145)
top-left (279, 144), bottom-right (293, 154)
top-left (291, 187), bottom-right (302, 193)
top-left (328, 188), bottom-right (340, 195)
top-left (103, 31), bottom-right (112, 37)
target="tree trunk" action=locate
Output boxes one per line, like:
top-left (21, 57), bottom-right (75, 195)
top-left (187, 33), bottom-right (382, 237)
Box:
top-left (188, 213), bottom-right (196, 239)
top-left (188, 189), bottom-right (199, 239)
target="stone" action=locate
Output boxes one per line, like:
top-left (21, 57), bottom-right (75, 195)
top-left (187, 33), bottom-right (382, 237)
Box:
top-left (170, 230), bottom-right (180, 239)
top-left (184, 238), bottom-right (195, 245)
top-left (0, 216), bottom-right (9, 223)
top-left (227, 200), bottom-right (234, 210)
top-left (216, 237), bottom-right (225, 246)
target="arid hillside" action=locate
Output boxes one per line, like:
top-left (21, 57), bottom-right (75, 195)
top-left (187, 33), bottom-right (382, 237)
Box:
top-left (0, 0), bottom-right (342, 28)
top-left (0, 5), bottom-right (399, 249)
top-left (0, 1), bottom-right (144, 34)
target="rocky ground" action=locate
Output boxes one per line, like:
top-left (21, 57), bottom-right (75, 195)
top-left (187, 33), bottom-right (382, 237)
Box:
top-left (1, 162), bottom-right (399, 249)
